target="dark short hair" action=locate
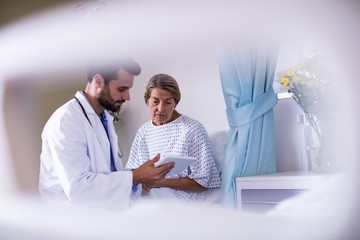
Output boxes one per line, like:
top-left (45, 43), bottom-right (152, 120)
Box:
top-left (144, 74), bottom-right (181, 105)
top-left (87, 57), bottom-right (141, 84)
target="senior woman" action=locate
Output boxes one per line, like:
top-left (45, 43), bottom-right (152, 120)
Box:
top-left (126, 73), bottom-right (221, 201)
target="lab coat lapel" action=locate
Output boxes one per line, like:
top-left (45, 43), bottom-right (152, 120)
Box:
top-left (74, 91), bottom-right (113, 171)
top-left (74, 91), bottom-right (123, 171)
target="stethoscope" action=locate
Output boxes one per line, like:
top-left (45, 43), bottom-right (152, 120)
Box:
top-left (74, 96), bottom-right (92, 126)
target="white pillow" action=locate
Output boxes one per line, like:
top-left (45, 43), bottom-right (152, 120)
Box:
top-left (208, 130), bottom-right (228, 173)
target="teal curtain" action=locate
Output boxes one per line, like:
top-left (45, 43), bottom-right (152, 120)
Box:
top-left (218, 47), bottom-right (278, 207)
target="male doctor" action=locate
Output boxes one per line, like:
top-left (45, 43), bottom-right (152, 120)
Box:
top-left (39, 58), bottom-right (174, 209)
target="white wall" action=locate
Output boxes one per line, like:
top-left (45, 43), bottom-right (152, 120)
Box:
top-left (273, 43), bottom-right (307, 172)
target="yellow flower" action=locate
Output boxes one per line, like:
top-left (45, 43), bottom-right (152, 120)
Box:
top-left (286, 70), bottom-right (295, 76)
top-left (280, 77), bottom-right (289, 86)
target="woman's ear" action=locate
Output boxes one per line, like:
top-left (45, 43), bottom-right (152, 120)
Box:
top-left (94, 74), bottom-right (104, 88)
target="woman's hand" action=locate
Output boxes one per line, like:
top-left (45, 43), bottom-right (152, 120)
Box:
top-left (146, 177), bottom-right (207, 193)
top-left (141, 184), bottom-right (151, 196)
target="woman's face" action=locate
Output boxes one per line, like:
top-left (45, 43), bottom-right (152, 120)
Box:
top-left (148, 88), bottom-right (177, 126)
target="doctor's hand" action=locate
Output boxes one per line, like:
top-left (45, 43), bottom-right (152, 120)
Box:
top-left (132, 154), bottom-right (174, 186)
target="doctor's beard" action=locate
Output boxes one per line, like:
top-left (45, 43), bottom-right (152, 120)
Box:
top-left (98, 85), bottom-right (125, 112)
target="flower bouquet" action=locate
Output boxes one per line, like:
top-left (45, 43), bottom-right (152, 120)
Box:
top-left (276, 57), bottom-right (329, 170)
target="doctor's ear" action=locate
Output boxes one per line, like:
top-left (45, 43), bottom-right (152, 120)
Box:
top-left (93, 74), bottom-right (105, 88)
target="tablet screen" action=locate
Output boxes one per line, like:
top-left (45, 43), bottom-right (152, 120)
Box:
top-left (155, 156), bottom-right (197, 175)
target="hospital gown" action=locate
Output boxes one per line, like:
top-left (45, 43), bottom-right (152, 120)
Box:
top-left (126, 115), bottom-right (221, 201)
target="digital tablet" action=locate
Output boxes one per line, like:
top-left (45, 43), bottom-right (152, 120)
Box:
top-left (154, 156), bottom-right (197, 175)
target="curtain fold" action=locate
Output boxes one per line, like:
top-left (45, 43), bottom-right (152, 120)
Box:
top-left (218, 47), bottom-right (278, 207)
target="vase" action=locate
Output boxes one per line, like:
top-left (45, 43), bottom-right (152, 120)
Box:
top-left (299, 114), bottom-right (333, 172)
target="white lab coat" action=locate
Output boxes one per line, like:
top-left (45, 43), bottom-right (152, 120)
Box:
top-left (39, 91), bottom-right (139, 209)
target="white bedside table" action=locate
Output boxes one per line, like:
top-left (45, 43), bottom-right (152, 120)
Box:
top-left (235, 171), bottom-right (330, 213)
